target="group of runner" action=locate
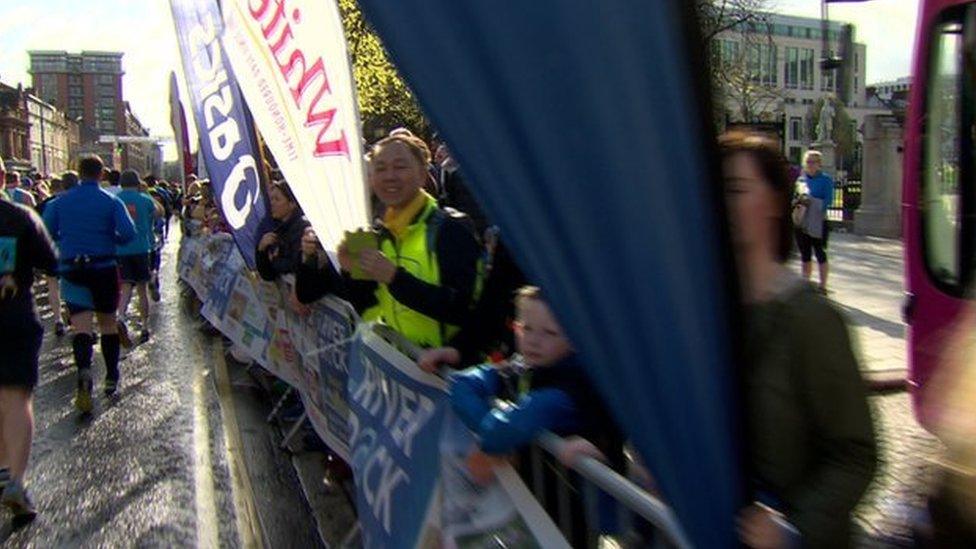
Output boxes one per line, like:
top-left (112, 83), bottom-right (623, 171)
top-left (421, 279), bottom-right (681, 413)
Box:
top-left (0, 154), bottom-right (180, 521)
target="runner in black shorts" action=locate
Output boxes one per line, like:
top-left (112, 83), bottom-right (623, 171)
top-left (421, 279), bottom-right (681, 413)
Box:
top-left (0, 159), bottom-right (58, 520)
top-left (42, 155), bottom-right (136, 412)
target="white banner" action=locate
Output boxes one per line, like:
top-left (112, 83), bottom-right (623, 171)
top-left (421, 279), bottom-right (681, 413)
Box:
top-left (221, 0), bottom-right (369, 251)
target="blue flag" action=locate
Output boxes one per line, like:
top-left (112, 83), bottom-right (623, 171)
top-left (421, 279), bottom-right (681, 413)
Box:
top-left (355, 1), bottom-right (745, 545)
top-left (169, 0), bottom-right (267, 269)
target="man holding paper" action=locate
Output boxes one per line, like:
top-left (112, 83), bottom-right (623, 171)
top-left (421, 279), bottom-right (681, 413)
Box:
top-left (296, 134), bottom-right (483, 357)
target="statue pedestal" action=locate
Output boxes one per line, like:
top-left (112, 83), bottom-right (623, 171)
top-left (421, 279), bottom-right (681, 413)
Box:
top-left (810, 141), bottom-right (837, 175)
top-left (855, 115), bottom-right (903, 238)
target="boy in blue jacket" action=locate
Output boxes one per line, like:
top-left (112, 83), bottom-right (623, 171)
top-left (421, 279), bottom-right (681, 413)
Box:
top-left (420, 286), bottom-right (624, 545)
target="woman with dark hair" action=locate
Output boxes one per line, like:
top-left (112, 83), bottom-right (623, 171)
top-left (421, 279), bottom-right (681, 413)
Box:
top-left (718, 131), bottom-right (877, 548)
top-left (255, 181), bottom-right (310, 282)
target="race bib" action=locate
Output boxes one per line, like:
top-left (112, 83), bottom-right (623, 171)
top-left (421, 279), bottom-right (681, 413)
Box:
top-left (127, 203), bottom-right (139, 220)
top-left (0, 237), bottom-right (16, 274)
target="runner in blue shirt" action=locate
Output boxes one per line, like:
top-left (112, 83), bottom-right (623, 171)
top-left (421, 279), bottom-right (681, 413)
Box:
top-left (116, 170), bottom-right (162, 344)
top-left (42, 155), bottom-right (136, 412)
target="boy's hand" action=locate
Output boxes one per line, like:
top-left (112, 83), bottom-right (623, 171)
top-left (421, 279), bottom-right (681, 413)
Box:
top-left (465, 450), bottom-right (505, 486)
top-left (417, 347), bottom-right (461, 373)
top-left (738, 504), bottom-right (791, 549)
top-left (557, 436), bottom-right (607, 468)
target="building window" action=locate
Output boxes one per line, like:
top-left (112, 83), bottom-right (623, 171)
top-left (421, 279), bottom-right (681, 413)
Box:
top-left (97, 74), bottom-right (114, 85)
top-left (802, 98), bottom-right (814, 105)
top-left (800, 48), bottom-right (815, 90)
top-left (69, 85), bottom-right (82, 96)
top-left (789, 117), bottom-right (802, 141)
top-left (69, 97), bottom-right (83, 108)
top-left (747, 43), bottom-right (777, 86)
top-left (785, 47), bottom-right (799, 89)
top-left (821, 49), bottom-right (836, 92)
top-left (719, 39), bottom-right (740, 68)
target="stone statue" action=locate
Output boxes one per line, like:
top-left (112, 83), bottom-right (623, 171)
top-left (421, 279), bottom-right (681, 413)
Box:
top-left (817, 99), bottom-right (836, 143)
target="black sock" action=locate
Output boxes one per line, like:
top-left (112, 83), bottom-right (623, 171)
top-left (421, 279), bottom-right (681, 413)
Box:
top-left (101, 334), bottom-right (121, 381)
top-left (72, 333), bottom-right (94, 371)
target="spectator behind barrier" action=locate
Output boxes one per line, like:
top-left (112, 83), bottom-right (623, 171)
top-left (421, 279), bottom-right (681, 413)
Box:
top-left (295, 134), bottom-right (483, 354)
top-left (425, 286), bottom-right (625, 546)
top-left (719, 131), bottom-right (877, 548)
top-left (255, 180), bottom-right (310, 282)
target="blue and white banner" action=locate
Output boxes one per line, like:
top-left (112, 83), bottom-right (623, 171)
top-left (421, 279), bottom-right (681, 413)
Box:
top-left (170, 0), bottom-right (267, 269)
top-left (347, 327), bottom-right (448, 548)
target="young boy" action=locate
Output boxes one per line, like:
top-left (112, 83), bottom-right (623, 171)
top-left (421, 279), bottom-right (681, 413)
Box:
top-left (420, 287), bottom-right (624, 545)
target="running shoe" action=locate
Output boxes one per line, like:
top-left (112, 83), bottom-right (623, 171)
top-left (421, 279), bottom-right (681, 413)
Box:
top-left (76, 370), bottom-right (93, 413)
top-left (104, 377), bottom-right (118, 396)
top-left (1, 480), bottom-right (36, 521)
top-left (55, 321), bottom-right (66, 337)
top-left (150, 279), bottom-right (161, 302)
top-left (117, 320), bottom-right (133, 349)
top-left (139, 329), bottom-right (150, 344)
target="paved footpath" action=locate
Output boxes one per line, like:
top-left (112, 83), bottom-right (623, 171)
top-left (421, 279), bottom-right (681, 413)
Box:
top-left (807, 231), bottom-right (946, 546)
top-left (801, 231), bottom-right (908, 384)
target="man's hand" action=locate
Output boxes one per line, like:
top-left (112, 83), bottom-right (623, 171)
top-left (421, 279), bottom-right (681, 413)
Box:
top-left (417, 347), bottom-right (461, 374)
top-left (358, 250), bottom-right (397, 284)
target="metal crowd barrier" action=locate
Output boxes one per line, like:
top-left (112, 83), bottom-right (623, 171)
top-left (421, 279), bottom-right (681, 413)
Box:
top-left (371, 325), bottom-right (691, 549)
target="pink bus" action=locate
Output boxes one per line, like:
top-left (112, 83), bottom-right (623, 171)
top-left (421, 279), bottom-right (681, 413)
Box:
top-left (903, 0), bottom-right (976, 430)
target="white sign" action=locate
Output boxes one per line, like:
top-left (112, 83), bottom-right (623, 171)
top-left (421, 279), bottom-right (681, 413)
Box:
top-left (221, 0), bottom-right (369, 251)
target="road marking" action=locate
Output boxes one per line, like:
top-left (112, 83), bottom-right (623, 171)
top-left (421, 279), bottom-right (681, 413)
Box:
top-left (192, 341), bottom-right (220, 549)
top-left (212, 345), bottom-right (267, 549)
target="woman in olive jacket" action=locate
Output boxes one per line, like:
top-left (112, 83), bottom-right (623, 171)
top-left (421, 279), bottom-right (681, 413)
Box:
top-left (720, 131), bottom-right (878, 548)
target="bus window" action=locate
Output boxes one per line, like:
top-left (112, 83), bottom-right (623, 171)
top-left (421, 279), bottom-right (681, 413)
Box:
top-left (923, 20), bottom-right (965, 288)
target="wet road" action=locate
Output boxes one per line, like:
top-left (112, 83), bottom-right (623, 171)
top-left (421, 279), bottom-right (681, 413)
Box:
top-left (4, 227), bottom-right (323, 548)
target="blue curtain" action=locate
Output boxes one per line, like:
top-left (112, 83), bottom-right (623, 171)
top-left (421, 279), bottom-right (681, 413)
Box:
top-left (356, 1), bottom-right (744, 545)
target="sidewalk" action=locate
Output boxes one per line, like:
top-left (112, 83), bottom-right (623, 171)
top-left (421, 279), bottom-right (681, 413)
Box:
top-left (791, 231), bottom-right (908, 389)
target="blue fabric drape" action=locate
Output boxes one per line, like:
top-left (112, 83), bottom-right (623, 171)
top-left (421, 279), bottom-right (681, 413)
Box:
top-left (356, 1), bottom-right (744, 545)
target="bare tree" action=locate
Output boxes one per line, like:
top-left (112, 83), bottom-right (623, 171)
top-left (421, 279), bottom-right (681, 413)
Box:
top-left (695, 1), bottom-right (780, 126)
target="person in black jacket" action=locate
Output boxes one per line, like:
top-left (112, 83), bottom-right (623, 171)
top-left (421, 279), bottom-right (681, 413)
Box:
top-left (255, 181), bottom-right (310, 282)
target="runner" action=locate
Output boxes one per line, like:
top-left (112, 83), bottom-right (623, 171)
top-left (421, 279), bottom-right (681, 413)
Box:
top-left (36, 172), bottom-right (80, 337)
top-left (0, 157), bottom-right (59, 521)
top-left (116, 170), bottom-right (162, 343)
top-left (42, 156), bottom-right (136, 411)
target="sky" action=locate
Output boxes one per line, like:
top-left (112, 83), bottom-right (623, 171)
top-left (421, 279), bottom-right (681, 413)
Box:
top-left (0, 0), bottom-right (920, 163)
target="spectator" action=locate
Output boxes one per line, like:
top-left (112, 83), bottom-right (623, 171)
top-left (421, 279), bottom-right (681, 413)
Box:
top-left (255, 181), bottom-right (310, 281)
top-left (795, 150), bottom-right (834, 294)
top-left (296, 134), bottom-right (483, 353)
top-left (719, 131), bottom-right (877, 548)
top-left (432, 286), bottom-right (624, 547)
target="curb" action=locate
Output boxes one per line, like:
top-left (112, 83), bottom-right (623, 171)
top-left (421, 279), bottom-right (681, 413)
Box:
top-left (865, 371), bottom-right (908, 394)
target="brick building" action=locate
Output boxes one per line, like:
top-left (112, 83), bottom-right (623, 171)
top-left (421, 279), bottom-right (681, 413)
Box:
top-left (29, 50), bottom-right (125, 167)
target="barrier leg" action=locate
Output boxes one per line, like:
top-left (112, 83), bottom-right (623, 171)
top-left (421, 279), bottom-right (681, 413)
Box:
top-left (279, 411), bottom-right (308, 451)
top-left (266, 387), bottom-right (294, 423)
top-left (339, 522), bottom-right (361, 548)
